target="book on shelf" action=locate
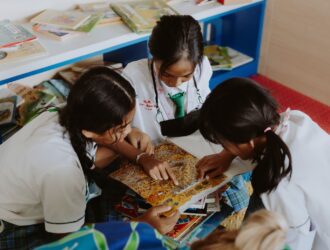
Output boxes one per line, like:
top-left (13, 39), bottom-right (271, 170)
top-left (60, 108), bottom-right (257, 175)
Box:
top-left (111, 0), bottom-right (178, 33)
top-left (30, 9), bottom-right (91, 30)
top-left (0, 19), bottom-right (36, 48)
top-left (78, 2), bottom-right (122, 25)
top-left (0, 40), bottom-right (47, 64)
top-left (0, 96), bottom-right (17, 127)
top-left (17, 90), bottom-right (57, 126)
top-left (218, 0), bottom-right (253, 5)
top-left (75, 13), bottom-right (103, 32)
top-left (32, 24), bottom-right (80, 41)
top-left (204, 45), bottom-right (253, 71)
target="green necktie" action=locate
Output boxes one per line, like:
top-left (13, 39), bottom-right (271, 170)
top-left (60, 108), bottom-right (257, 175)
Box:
top-left (169, 92), bottom-right (185, 118)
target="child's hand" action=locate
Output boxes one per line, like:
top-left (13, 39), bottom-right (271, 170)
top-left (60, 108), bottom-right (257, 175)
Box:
top-left (138, 154), bottom-right (179, 185)
top-left (126, 128), bottom-right (154, 154)
top-left (196, 150), bottom-right (235, 179)
top-left (137, 205), bottom-right (180, 234)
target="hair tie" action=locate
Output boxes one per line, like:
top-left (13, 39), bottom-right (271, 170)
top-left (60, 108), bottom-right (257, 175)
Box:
top-left (264, 127), bottom-right (272, 133)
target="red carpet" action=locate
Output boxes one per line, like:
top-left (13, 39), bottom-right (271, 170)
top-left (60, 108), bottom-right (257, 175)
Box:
top-left (251, 75), bottom-right (330, 133)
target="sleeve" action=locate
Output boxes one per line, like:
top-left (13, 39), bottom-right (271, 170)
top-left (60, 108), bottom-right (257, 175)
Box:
top-left (41, 166), bottom-right (87, 233)
top-left (261, 181), bottom-right (316, 250)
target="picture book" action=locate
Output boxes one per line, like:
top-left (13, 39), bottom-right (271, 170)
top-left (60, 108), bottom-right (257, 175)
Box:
top-left (0, 96), bottom-right (17, 126)
top-left (204, 45), bottom-right (253, 71)
top-left (218, 0), bottom-right (253, 5)
top-left (30, 9), bottom-right (91, 30)
top-left (183, 205), bottom-right (208, 216)
top-left (111, 0), bottom-right (178, 33)
top-left (166, 215), bottom-right (203, 240)
top-left (78, 2), bottom-right (121, 25)
top-left (110, 142), bottom-right (228, 216)
top-left (0, 19), bottom-right (36, 48)
top-left (32, 24), bottom-right (80, 41)
top-left (0, 40), bottom-right (47, 64)
top-left (18, 90), bottom-right (56, 125)
top-left (75, 13), bottom-right (103, 32)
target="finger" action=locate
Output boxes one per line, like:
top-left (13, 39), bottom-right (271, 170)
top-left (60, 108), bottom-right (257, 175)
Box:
top-left (128, 136), bottom-right (139, 148)
top-left (207, 168), bottom-right (225, 179)
top-left (152, 205), bottom-right (172, 215)
top-left (195, 157), bottom-right (207, 169)
top-left (166, 210), bottom-right (180, 223)
top-left (146, 143), bottom-right (155, 155)
top-left (152, 169), bottom-right (162, 180)
top-left (165, 166), bottom-right (179, 186)
top-left (159, 165), bottom-right (169, 181)
top-left (198, 164), bottom-right (219, 179)
top-left (149, 171), bottom-right (158, 180)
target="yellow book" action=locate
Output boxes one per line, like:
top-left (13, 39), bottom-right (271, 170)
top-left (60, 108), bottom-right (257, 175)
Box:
top-left (31, 9), bottom-right (91, 30)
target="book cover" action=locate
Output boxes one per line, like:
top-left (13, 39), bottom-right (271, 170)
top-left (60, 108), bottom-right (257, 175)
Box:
top-left (0, 40), bottom-right (47, 64)
top-left (183, 205), bottom-right (208, 216)
top-left (166, 215), bottom-right (203, 240)
top-left (18, 90), bottom-right (56, 125)
top-left (75, 13), bottom-right (103, 32)
top-left (0, 96), bottom-right (17, 126)
top-left (110, 142), bottom-right (228, 216)
top-left (111, 0), bottom-right (178, 33)
top-left (30, 9), bottom-right (91, 30)
top-left (204, 45), bottom-right (253, 71)
top-left (0, 20), bottom-right (36, 48)
top-left (78, 2), bottom-right (121, 24)
top-left (32, 24), bottom-right (80, 41)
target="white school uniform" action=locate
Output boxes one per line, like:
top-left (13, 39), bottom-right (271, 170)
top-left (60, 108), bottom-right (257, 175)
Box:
top-left (0, 111), bottom-right (95, 234)
top-left (260, 109), bottom-right (330, 250)
top-left (122, 56), bottom-right (213, 143)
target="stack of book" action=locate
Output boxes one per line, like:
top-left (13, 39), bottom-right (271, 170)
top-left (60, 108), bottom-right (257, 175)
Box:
top-left (111, 0), bottom-right (178, 33)
top-left (30, 9), bottom-right (103, 41)
top-left (204, 45), bottom-right (253, 71)
top-left (0, 19), bottom-right (47, 64)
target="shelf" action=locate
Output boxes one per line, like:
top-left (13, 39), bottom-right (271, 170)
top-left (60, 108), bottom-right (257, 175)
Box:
top-left (0, 0), bottom-right (264, 86)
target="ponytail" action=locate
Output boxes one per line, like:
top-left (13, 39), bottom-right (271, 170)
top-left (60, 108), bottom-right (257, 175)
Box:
top-left (252, 130), bottom-right (292, 195)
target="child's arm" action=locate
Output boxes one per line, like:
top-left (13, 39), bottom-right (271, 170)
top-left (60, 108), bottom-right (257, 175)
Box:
top-left (196, 149), bottom-right (236, 179)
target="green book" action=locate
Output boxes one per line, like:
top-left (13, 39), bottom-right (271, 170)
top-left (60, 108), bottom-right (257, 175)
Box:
top-left (111, 0), bottom-right (178, 33)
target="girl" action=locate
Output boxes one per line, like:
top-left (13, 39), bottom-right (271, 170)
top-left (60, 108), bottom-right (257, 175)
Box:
top-left (122, 15), bottom-right (212, 143)
top-left (198, 77), bottom-right (330, 250)
top-left (123, 14), bottom-right (249, 212)
top-left (191, 209), bottom-right (290, 250)
top-left (0, 67), bottom-right (179, 249)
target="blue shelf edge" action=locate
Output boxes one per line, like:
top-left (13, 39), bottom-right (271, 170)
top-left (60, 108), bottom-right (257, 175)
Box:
top-left (209, 61), bottom-right (258, 90)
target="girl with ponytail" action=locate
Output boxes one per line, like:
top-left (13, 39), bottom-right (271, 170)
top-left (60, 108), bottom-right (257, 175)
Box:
top-left (198, 78), bottom-right (330, 249)
top-left (0, 67), bottom-right (179, 249)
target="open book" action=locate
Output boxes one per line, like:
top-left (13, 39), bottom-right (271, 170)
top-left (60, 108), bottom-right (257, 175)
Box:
top-left (110, 132), bottom-right (253, 215)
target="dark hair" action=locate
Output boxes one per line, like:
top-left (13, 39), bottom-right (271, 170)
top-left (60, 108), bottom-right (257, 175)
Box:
top-left (148, 15), bottom-right (203, 77)
top-left (200, 78), bottom-right (292, 195)
top-left (59, 67), bottom-right (136, 180)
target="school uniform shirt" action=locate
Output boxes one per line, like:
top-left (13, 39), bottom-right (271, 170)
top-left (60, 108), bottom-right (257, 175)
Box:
top-left (122, 56), bottom-right (212, 143)
top-left (260, 109), bottom-right (330, 250)
top-left (0, 111), bottom-right (93, 234)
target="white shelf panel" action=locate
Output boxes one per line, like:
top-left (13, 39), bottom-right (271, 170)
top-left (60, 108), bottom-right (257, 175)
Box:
top-left (0, 0), bottom-right (263, 84)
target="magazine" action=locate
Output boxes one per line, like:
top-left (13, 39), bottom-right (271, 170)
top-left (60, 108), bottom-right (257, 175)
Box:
top-left (204, 45), bottom-right (253, 71)
top-left (0, 19), bottom-right (36, 48)
top-left (110, 142), bottom-right (228, 216)
top-left (111, 0), bottom-right (178, 33)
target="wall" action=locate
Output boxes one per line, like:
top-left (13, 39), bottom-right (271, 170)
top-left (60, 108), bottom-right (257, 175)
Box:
top-left (259, 0), bottom-right (330, 105)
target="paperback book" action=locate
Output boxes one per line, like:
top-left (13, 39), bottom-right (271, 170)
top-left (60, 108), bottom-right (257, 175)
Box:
top-left (204, 45), bottom-right (253, 71)
top-left (0, 96), bottom-right (17, 126)
top-left (30, 9), bottom-right (91, 30)
top-left (111, 0), bottom-right (178, 33)
top-left (0, 19), bottom-right (36, 48)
